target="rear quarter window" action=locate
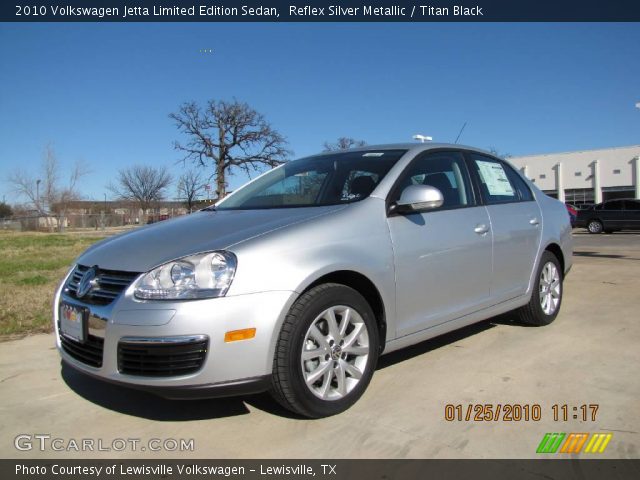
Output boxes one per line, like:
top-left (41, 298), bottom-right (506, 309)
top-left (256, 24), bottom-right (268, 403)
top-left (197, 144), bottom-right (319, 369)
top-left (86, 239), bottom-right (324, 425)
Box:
top-left (504, 165), bottom-right (534, 201)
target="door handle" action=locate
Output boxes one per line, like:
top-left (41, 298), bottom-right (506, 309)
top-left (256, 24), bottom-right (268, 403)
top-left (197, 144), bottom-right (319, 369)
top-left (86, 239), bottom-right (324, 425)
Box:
top-left (529, 217), bottom-right (540, 226)
top-left (474, 224), bottom-right (490, 235)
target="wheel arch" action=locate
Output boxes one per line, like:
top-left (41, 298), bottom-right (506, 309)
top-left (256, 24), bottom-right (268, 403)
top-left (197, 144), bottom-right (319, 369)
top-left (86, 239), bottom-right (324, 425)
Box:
top-left (543, 242), bottom-right (565, 275)
top-left (302, 270), bottom-right (387, 353)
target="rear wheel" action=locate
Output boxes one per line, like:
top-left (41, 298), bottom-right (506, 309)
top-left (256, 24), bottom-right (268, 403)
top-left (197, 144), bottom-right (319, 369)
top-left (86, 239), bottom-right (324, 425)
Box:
top-left (587, 219), bottom-right (603, 234)
top-left (270, 283), bottom-right (379, 418)
top-left (517, 251), bottom-right (563, 326)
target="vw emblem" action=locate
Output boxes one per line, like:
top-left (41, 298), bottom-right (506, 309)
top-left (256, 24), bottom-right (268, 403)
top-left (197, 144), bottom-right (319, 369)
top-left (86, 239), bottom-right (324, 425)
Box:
top-left (77, 266), bottom-right (99, 298)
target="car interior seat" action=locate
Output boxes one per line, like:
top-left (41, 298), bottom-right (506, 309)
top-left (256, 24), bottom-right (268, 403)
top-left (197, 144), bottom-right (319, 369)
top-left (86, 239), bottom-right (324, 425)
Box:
top-left (350, 176), bottom-right (377, 199)
top-left (423, 172), bottom-right (458, 207)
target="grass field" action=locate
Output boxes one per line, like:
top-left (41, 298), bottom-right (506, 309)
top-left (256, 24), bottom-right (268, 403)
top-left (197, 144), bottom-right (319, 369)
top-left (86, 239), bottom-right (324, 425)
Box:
top-left (0, 231), bottom-right (104, 338)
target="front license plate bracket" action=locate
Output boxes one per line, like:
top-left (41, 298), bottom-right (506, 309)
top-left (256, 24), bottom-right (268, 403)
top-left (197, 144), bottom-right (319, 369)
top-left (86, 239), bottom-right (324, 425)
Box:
top-left (60, 302), bottom-right (88, 343)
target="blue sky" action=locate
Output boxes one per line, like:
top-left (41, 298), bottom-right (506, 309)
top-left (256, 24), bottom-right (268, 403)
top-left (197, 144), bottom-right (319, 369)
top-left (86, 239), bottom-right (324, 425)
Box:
top-left (1, 22), bottom-right (639, 204)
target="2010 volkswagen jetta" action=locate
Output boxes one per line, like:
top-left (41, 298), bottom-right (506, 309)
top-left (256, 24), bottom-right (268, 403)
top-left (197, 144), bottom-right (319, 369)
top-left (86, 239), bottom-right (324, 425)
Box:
top-left (54, 143), bottom-right (572, 418)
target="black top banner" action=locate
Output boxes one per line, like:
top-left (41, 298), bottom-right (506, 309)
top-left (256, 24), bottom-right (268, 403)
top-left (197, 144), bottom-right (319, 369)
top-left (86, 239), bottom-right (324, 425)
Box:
top-left (4, 0), bottom-right (640, 22)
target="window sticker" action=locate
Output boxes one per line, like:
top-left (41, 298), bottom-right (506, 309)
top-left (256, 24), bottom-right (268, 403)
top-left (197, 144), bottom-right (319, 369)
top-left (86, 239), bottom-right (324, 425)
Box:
top-left (476, 161), bottom-right (515, 196)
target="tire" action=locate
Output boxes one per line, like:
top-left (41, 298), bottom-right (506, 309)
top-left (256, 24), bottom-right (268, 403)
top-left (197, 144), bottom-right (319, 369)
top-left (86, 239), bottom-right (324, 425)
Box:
top-left (587, 219), bottom-right (603, 234)
top-left (270, 283), bottom-right (379, 418)
top-left (517, 251), bottom-right (563, 326)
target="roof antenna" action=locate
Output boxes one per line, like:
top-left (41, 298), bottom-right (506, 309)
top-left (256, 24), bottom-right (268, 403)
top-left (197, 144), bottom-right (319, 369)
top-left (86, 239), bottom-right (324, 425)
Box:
top-left (412, 134), bottom-right (433, 143)
top-left (454, 122), bottom-right (467, 144)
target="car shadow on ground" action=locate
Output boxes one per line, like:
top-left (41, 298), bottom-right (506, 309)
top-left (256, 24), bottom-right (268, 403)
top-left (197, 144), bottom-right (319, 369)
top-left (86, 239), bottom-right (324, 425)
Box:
top-left (61, 313), bottom-right (526, 421)
top-left (61, 362), bottom-right (251, 421)
top-left (573, 250), bottom-right (638, 260)
top-left (376, 317), bottom-right (513, 370)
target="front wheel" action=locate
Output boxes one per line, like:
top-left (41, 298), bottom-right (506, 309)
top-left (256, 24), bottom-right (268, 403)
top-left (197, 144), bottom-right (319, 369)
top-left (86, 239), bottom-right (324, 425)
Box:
top-left (517, 251), bottom-right (563, 326)
top-left (270, 283), bottom-right (379, 418)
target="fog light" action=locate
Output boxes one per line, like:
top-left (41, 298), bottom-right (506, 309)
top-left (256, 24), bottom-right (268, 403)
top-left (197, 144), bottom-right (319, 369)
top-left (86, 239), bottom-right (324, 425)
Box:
top-left (224, 328), bottom-right (256, 342)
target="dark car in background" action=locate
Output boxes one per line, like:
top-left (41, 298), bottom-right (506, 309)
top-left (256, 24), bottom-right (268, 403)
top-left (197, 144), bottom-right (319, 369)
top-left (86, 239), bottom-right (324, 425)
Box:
top-left (575, 199), bottom-right (640, 233)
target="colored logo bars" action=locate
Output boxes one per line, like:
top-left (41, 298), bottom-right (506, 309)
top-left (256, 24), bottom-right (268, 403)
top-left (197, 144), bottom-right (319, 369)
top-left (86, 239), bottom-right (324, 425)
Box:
top-left (536, 433), bottom-right (612, 454)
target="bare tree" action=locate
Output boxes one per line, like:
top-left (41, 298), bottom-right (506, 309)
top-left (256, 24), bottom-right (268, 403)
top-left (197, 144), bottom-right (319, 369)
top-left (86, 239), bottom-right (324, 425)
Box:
top-left (488, 146), bottom-right (512, 159)
top-left (7, 144), bottom-right (89, 231)
top-left (0, 202), bottom-right (12, 219)
top-left (323, 137), bottom-right (367, 152)
top-left (108, 166), bottom-right (172, 222)
top-left (177, 169), bottom-right (206, 212)
top-left (170, 99), bottom-right (290, 199)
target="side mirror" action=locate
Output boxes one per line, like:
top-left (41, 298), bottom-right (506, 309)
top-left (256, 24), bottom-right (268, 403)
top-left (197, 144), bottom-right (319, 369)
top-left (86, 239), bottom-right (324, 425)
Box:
top-left (394, 185), bottom-right (444, 213)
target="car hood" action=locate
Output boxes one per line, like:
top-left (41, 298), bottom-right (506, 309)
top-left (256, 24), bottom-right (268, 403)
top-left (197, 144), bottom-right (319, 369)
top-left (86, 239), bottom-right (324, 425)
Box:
top-left (77, 206), bottom-right (345, 272)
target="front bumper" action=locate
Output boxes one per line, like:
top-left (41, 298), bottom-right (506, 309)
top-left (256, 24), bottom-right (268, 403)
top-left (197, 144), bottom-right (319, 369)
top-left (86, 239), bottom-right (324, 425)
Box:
top-left (53, 275), bottom-right (297, 396)
top-left (63, 359), bottom-right (272, 399)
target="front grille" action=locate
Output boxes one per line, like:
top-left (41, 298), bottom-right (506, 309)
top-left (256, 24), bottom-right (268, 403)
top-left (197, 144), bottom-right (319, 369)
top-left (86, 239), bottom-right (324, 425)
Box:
top-left (60, 333), bottom-right (104, 368)
top-left (65, 264), bottom-right (139, 305)
top-left (118, 338), bottom-right (209, 377)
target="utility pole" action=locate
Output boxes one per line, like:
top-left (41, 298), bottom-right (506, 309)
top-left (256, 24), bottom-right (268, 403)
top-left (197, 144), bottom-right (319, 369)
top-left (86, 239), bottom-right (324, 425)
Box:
top-left (36, 179), bottom-right (41, 211)
top-left (101, 193), bottom-right (107, 232)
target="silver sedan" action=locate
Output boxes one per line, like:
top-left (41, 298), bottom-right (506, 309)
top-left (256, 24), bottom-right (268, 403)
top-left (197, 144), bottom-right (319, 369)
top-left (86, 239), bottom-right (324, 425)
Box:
top-left (54, 144), bottom-right (572, 418)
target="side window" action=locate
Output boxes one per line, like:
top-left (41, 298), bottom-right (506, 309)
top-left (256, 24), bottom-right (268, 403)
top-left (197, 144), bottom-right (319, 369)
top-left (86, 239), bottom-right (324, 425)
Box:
top-left (393, 151), bottom-right (473, 209)
top-left (504, 164), bottom-right (534, 201)
top-left (603, 200), bottom-right (624, 210)
top-left (626, 200), bottom-right (640, 210)
top-left (470, 154), bottom-right (519, 205)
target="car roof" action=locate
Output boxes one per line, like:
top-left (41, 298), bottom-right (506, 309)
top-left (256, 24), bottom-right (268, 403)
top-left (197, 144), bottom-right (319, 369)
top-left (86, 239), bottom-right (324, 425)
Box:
top-left (309, 143), bottom-right (501, 158)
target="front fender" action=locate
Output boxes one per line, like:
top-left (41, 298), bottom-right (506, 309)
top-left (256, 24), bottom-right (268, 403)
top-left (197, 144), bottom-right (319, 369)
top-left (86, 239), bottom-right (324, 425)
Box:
top-left (226, 199), bottom-right (398, 339)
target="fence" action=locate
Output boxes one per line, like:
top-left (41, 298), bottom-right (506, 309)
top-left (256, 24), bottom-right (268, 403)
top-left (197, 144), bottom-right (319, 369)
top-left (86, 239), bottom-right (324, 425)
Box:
top-left (0, 211), bottom-right (189, 232)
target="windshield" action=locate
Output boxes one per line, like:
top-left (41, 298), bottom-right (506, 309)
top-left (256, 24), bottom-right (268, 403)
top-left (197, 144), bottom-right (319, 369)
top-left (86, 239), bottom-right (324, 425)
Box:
top-left (216, 149), bottom-right (407, 210)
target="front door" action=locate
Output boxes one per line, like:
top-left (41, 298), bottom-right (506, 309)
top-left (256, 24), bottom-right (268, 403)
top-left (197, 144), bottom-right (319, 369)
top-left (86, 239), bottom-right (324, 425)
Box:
top-left (601, 200), bottom-right (627, 229)
top-left (387, 151), bottom-right (492, 338)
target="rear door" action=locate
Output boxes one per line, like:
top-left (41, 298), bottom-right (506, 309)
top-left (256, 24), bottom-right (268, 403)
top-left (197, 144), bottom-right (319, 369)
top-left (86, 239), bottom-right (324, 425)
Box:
top-left (623, 200), bottom-right (640, 229)
top-left (467, 153), bottom-right (542, 303)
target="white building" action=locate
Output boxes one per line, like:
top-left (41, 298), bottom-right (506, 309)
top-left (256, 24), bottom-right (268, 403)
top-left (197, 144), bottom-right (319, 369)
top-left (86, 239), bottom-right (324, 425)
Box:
top-left (509, 145), bottom-right (640, 206)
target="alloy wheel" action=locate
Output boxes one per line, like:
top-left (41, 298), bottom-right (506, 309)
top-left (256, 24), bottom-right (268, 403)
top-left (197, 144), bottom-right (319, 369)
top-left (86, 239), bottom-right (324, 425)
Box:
top-left (588, 221), bottom-right (602, 233)
top-left (539, 262), bottom-right (561, 315)
top-left (300, 305), bottom-right (370, 401)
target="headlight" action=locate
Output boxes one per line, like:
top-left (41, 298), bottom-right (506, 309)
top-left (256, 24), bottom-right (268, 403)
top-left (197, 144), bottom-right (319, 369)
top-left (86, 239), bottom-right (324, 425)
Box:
top-left (133, 251), bottom-right (237, 300)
